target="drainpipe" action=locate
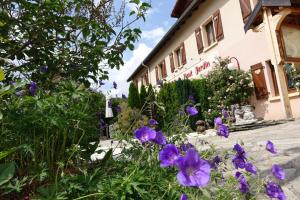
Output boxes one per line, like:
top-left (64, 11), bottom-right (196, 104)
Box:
top-left (142, 63), bottom-right (151, 85)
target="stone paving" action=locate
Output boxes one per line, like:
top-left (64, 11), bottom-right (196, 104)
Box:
top-left (96, 119), bottom-right (300, 199)
top-left (189, 119), bottom-right (300, 199)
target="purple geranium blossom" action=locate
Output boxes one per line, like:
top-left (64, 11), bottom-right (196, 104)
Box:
top-left (235, 171), bottom-right (242, 179)
top-left (29, 82), bottom-right (37, 96)
top-left (214, 117), bottom-right (223, 126)
top-left (233, 144), bottom-right (246, 156)
top-left (99, 119), bottom-right (107, 130)
top-left (209, 156), bottom-right (222, 169)
top-left (40, 66), bottom-right (48, 73)
top-left (149, 119), bottom-right (159, 126)
top-left (272, 164), bottom-right (285, 180)
top-left (266, 140), bottom-right (277, 154)
top-left (152, 131), bottom-right (167, 145)
top-left (180, 143), bottom-right (195, 152)
top-left (134, 126), bottom-right (156, 144)
top-left (217, 124), bottom-right (229, 138)
top-left (245, 163), bottom-right (257, 175)
top-left (185, 106), bottom-right (198, 116)
top-left (159, 144), bottom-right (180, 167)
top-left (113, 81), bottom-right (117, 89)
top-left (179, 110), bottom-right (185, 116)
top-left (237, 174), bottom-right (250, 193)
top-left (266, 182), bottom-right (286, 200)
top-left (180, 194), bottom-right (188, 200)
top-left (115, 105), bottom-right (121, 113)
top-left (176, 149), bottom-right (211, 187)
top-left (188, 95), bottom-right (195, 103)
top-left (221, 108), bottom-right (229, 119)
top-left (122, 94), bottom-right (127, 99)
top-left (232, 155), bottom-right (247, 169)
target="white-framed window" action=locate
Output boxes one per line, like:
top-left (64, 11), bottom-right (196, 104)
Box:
top-left (204, 20), bottom-right (216, 47)
top-left (175, 47), bottom-right (183, 68)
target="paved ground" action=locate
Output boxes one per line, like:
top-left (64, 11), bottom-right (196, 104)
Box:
top-left (97, 119), bottom-right (300, 199)
top-left (189, 119), bottom-right (300, 199)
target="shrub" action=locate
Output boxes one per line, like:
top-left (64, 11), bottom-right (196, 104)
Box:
top-left (128, 82), bottom-right (140, 109)
top-left (139, 84), bottom-right (147, 110)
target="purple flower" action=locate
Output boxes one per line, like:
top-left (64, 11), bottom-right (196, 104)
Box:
top-left (159, 144), bottom-right (180, 167)
top-left (152, 131), bottom-right (167, 145)
top-left (214, 117), bottom-right (223, 126)
top-left (180, 194), bottom-right (188, 200)
top-left (266, 140), bottom-right (277, 154)
top-left (222, 108), bottom-right (229, 118)
top-left (245, 163), bottom-right (257, 175)
top-left (217, 124), bottom-right (229, 138)
top-left (134, 126), bottom-right (156, 144)
top-left (115, 105), bottom-right (121, 113)
top-left (99, 119), bottom-right (107, 130)
top-left (179, 110), bottom-right (185, 116)
top-left (232, 155), bottom-right (247, 169)
top-left (209, 156), bottom-right (222, 169)
top-left (272, 164), bottom-right (285, 180)
top-left (235, 171), bottom-right (242, 179)
top-left (188, 95), bottom-right (195, 103)
top-left (108, 99), bottom-right (112, 108)
top-left (29, 82), bottom-right (37, 96)
top-left (149, 119), bottom-right (159, 126)
top-left (266, 182), bottom-right (286, 200)
top-left (185, 106), bottom-right (198, 116)
top-left (176, 149), bottom-right (211, 187)
top-left (233, 144), bottom-right (246, 156)
top-left (237, 174), bottom-right (250, 193)
top-left (122, 94), bottom-right (127, 99)
top-left (113, 81), bottom-right (117, 89)
top-left (180, 143), bottom-right (194, 152)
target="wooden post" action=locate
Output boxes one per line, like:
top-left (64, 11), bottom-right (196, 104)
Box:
top-left (263, 8), bottom-right (293, 119)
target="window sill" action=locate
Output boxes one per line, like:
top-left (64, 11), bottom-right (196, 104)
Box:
top-left (269, 91), bottom-right (300, 102)
top-left (203, 42), bottom-right (217, 53)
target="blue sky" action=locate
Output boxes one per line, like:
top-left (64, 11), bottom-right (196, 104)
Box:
top-left (101, 0), bottom-right (177, 97)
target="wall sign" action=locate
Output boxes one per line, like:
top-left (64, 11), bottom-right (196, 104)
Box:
top-left (184, 61), bottom-right (211, 79)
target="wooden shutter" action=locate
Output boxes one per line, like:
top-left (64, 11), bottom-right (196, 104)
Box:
top-left (181, 43), bottom-right (187, 65)
top-left (169, 53), bottom-right (175, 73)
top-left (251, 63), bottom-right (269, 100)
top-left (213, 10), bottom-right (224, 41)
top-left (162, 60), bottom-right (167, 78)
top-left (195, 28), bottom-right (204, 53)
top-left (239, 0), bottom-right (252, 23)
top-left (155, 67), bottom-right (159, 82)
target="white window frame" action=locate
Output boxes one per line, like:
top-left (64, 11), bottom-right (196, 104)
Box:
top-left (201, 16), bottom-right (217, 50)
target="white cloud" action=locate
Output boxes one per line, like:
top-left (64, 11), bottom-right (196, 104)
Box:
top-left (141, 27), bottom-right (166, 43)
top-left (104, 43), bottom-right (152, 96)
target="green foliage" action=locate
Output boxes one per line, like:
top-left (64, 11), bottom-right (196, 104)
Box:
top-left (139, 84), bottom-right (147, 108)
top-left (0, 0), bottom-right (150, 86)
top-left (204, 58), bottom-right (253, 123)
top-left (0, 81), bottom-right (106, 172)
top-left (114, 102), bottom-right (148, 139)
top-left (0, 162), bottom-right (15, 186)
top-left (128, 82), bottom-right (140, 109)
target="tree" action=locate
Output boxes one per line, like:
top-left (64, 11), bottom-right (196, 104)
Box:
top-left (128, 82), bottom-right (140, 108)
top-left (0, 0), bottom-right (150, 87)
top-left (139, 84), bottom-right (147, 108)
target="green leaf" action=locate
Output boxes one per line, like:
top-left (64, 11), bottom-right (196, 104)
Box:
top-left (0, 162), bottom-right (15, 186)
top-left (0, 111), bottom-right (2, 120)
top-left (0, 69), bottom-right (5, 81)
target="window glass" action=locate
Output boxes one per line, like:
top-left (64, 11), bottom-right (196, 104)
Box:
top-left (284, 63), bottom-right (295, 89)
top-left (175, 48), bottom-right (182, 67)
top-left (205, 21), bottom-right (216, 46)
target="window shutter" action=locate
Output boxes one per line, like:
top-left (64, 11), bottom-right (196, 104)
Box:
top-left (251, 63), bottom-right (269, 100)
top-left (169, 53), bottom-right (175, 73)
top-left (155, 67), bottom-right (159, 82)
top-left (195, 28), bottom-right (204, 53)
top-left (181, 43), bottom-right (187, 65)
top-left (213, 10), bottom-right (224, 41)
top-left (239, 0), bottom-right (252, 23)
top-left (162, 60), bottom-right (167, 78)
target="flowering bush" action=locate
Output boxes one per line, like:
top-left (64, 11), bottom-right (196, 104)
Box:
top-left (204, 57), bottom-right (254, 123)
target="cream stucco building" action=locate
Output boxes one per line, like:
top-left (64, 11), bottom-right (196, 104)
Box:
top-left (127, 0), bottom-right (300, 120)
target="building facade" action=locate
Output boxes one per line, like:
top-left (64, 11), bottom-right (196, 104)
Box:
top-left (127, 0), bottom-right (300, 120)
